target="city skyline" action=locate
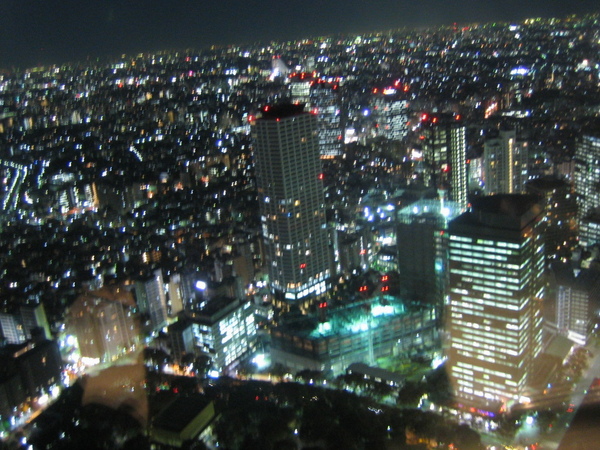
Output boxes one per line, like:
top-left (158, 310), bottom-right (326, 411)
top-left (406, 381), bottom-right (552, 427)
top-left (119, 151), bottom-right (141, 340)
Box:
top-left (1, 8), bottom-right (600, 448)
top-left (1, 1), bottom-right (599, 70)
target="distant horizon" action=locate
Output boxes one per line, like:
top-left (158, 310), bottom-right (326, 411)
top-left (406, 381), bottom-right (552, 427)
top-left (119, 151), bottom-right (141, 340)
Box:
top-left (1, 0), bottom-right (599, 72)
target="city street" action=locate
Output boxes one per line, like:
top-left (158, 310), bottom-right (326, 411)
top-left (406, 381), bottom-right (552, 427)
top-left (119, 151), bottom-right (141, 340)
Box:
top-left (533, 342), bottom-right (600, 449)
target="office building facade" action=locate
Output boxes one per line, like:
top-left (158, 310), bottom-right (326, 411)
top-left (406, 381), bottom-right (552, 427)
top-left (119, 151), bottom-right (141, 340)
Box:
top-left (0, 340), bottom-right (62, 414)
top-left (551, 262), bottom-right (600, 346)
top-left (372, 97), bottom-right (408, 142)
top-left (252, 104), bottom-right (330, 303)
top-left (447, 195), bottom-right (545, 410)
top-left (484, 129), bottom-right (529, 195)
top-left (190, 297), bottom-right (256, 372)
top-left (311, 83), bottom-right (343, 159)
top-left (135, 269), bottom-right (168, 330)
top-left (396, 198), bottom-right (461, 310)
top-left (526, 176), bottom-right (578, 260)
top-left (0, 303), bottom-right (51, 345)
top-left (574, 133), bottom-right (600, 246)
top-left (420, 114), bottom-right (468, 209)
top-left (289, 75), bottom-right (343, 158)
top-left (69, 292), bottom-right (139, 363)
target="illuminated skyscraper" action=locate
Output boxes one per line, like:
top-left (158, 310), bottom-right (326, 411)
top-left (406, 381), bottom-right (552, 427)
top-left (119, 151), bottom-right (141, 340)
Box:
top-left (447, 195), bottom-right (545, 411)
top-left (484, 129), bottom-right (529, 195)
top-left (372, 96), bottom-right (408, 142)
top-left (310, 83), bottom-right (343, 158)
top-left (289, 74), bottom-right (343, 158)
top-left (574, 133), bottom-right (600, 246)
top-left (135, 269), bottom-right (168, 330)
top-left (252, 104), bottom-right (330, 304)
top-left (419, 113), bottom-right (468, 209)
top-left (289, 74), bottom-right (312, 106)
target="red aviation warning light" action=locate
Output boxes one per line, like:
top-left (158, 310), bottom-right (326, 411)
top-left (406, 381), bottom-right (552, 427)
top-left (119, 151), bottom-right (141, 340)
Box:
top-left (299, 263), bottom-right (307, 269)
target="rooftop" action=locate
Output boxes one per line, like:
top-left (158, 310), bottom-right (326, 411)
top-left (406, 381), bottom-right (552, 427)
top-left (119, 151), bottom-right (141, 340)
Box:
top-left (526, 176), bottom-right (569, 192)
top-left (259, 103), bottom-right (307, 120)
top-left (450, 194), bottom-right (543, 233)
top-left (273, 296), bottom-right (431, 340)
top-left (470, 194), bottom-right (540, 218)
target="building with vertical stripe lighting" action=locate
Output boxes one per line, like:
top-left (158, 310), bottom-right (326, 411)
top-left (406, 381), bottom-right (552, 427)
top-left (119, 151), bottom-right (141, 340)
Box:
top-left (484, 128), bottom-right (529, 195)
top-left (419, 113), bottom-right (468, 210)
top-left (252, 104), bottom-right (330, 305)
top-left (447, 194), bottom-right (545, 411)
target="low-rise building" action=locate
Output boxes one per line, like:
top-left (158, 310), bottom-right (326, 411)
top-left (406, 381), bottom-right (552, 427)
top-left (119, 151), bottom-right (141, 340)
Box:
top-left (270, 296), bottom-right (438, 375)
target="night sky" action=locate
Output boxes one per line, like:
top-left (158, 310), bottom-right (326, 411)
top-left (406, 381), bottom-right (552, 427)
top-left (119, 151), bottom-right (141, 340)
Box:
top-left (1, 0), bottom-right (599, 70)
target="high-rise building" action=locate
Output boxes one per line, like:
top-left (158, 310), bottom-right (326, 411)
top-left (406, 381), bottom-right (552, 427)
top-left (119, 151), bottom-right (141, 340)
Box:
top-left (69, 289), bottom-right (139, 363)
top-left (289, 74), bottom-right (312, 106)
top-left (372, 97), bottom-right (408, 142)
top-left (135, 269), bottom-right (168, 330)
top-left (447, 195), bottom-right (545, 411)
top-left (396, 196), bottom-right (461, 310)
top-left (484, 129), bottom-right (529, 195)
top-left (419, 113), bottom-right (468, 209)
top-left (0, 341), bottom-right (62, 407)
top-left (574, 133), bottom-right (600, 246)
top-left (310, 83), bottom-right (343, 158)
top-left (0, 303), bottom-right (50, 344)
top-left (252, 104), bottom-right (330, 304)
top-left (289, 75), bottom-right (343, 158)
top-left (526, 176), bottom-right (578, 260)
top-left (550, 262), bottom-right (600, 346)
top-left (168, 319), bottom-right (196, 363)
top-left (0, 313), bottom-right (24, 344)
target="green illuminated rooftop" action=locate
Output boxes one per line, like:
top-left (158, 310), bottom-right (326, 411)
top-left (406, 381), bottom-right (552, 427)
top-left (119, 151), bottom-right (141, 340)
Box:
top-left (275, 295), bottom-right (432, 340)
